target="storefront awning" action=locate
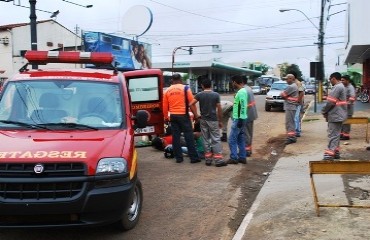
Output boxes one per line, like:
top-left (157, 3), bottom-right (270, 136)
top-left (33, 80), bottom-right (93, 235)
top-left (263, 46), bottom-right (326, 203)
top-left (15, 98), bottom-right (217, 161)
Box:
top-left (211, 61), bottom-right (262, 76)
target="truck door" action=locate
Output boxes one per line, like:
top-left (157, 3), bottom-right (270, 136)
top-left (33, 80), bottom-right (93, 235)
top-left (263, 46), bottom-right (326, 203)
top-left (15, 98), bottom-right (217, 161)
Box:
top-left (124, 69), bottom-right (164, 136)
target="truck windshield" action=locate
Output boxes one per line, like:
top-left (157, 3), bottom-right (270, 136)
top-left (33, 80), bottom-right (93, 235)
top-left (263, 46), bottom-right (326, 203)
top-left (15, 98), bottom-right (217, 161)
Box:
top-left (0, 80), bottom-right (124, 129)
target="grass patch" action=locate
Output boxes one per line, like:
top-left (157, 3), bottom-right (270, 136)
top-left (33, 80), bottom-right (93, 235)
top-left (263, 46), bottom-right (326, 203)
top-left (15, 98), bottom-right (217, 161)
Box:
top-left (303, 118), bottom-right (320, 122)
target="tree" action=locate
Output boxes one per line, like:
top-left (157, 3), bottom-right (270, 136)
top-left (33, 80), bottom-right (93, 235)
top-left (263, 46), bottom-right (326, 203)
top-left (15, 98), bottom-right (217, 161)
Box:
top-left (260, 63), bottom-right (271, 75)
top-left (279, 63), bottom-right (303, 81)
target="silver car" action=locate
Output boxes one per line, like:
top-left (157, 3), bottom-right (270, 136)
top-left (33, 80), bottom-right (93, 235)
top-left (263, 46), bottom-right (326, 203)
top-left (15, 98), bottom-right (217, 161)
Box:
top-left (265, 81), bottom-right (288, 111)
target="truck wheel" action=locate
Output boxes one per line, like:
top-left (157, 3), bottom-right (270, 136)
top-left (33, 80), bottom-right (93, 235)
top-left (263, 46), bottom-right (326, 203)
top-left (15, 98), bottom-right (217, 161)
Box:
top-left (115, 179), bottom-right (143, 231)
top-left (265, 103), bottom-right (271, 112)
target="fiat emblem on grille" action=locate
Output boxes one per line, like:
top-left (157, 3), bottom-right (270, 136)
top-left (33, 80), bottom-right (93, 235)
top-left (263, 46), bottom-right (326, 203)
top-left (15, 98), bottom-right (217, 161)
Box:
top-left (34, 163), bottom-right (44, 174)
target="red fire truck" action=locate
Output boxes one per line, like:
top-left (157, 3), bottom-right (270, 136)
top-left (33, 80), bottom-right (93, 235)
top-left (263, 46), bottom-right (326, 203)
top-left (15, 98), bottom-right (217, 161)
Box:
top-left (0, 51), bottom-right (164, 230)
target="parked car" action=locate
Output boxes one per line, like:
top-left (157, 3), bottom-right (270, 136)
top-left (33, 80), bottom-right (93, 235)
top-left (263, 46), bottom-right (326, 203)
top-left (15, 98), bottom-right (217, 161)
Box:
top-left (251, 85), bottom-right (262, 94)
top-left (305, 85), bottom-right (316, 94)
top-left (265, 80), bottom-right (288, 111)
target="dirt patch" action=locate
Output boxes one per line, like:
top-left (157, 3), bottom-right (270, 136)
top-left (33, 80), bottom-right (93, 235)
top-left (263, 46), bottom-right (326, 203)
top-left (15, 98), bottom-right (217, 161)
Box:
top-left (228, 134), bottom-right (287, 231)
top-left (339, 148), bottom-right (370, 207)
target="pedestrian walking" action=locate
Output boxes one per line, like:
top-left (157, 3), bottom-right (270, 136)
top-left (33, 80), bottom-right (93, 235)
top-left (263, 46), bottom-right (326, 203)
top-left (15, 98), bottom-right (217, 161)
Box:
top-left (190, 78), bottom-right (226, 167)
top-left (220, 100), bottom-right (233, 142)
top-left (163, 73), bottom-right (201, 164)
top-left (322, 72), bottom-right (347, 160)
top-left (227, 75), bottom-right (248, 164)
top-left (289, 71), bottom-right (305, 137)
top-left (280, 73), bottom-right (299, 145)
top-left (340, 75), bottom-right (356, 140)
top-left (243, 77), bottom-right (258, 157)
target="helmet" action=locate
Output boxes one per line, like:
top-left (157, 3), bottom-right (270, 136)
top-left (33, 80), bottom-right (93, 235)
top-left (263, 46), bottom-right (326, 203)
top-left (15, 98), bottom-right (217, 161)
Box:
top-left (164, 145), bottom-right (174, 158)
top-left (152, 137), bottom-right (165, 151)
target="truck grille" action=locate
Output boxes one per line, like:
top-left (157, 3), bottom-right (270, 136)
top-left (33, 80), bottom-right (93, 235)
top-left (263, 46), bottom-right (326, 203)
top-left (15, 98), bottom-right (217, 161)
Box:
top-left (0, 163), bottom-right (87, 201)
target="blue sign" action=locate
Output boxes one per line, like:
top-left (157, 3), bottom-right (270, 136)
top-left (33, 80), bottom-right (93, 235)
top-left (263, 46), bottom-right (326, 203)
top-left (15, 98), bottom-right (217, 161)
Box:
top-left (83, 31), bottom-right (152, 70)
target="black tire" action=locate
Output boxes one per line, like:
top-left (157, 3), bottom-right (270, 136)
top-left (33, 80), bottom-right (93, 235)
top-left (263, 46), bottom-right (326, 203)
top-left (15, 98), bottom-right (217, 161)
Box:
top-left (361, 94), bottom-right (369, 103)
top-left (265, 103), bottom-right (272, 112)
top-left (115, 179), bottom-right (143, 231)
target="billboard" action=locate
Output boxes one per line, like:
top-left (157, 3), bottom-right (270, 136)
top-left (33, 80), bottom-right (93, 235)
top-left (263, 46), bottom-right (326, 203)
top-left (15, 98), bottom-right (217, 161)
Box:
top-left (83, 31), bottom-right (152, 70)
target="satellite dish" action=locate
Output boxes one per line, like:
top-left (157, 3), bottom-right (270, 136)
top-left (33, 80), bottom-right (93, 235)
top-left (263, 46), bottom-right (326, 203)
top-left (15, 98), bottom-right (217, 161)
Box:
top-left (122, 5), bottom-right (153, 38)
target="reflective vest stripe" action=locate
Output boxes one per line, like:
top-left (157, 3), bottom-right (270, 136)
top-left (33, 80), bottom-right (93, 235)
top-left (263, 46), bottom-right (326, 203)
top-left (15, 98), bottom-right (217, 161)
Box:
top-left (248, 101), bottom-right (256, 107)
top-left (287, 97), bottom-right (299, 102)
top-left (326, 96), bottom-right (338, 103)
top-left (213, 154), bottom-right (223, 159)
top-left (324, 149), bottom-right (335, 155)
top-left (336, 101), bottom-right (347, 105)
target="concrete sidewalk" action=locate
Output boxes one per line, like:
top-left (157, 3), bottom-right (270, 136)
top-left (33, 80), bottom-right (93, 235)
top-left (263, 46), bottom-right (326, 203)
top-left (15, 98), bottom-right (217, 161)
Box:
top-left (233, 101), bottom-right (370, 240)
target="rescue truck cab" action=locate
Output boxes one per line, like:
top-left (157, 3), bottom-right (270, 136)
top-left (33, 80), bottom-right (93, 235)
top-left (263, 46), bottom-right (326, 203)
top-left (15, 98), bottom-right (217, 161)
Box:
top-left (0, 51), bottom-right (164, 230)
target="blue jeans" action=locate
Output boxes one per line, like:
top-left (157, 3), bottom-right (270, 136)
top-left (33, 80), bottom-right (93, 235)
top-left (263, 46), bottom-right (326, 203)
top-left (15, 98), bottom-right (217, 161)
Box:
top-left (228, 119), bottom-right (247, 161)
top-left (294, 105), bottom-right (302, 135)
top-left (170, 114), bottom-right (199, 161)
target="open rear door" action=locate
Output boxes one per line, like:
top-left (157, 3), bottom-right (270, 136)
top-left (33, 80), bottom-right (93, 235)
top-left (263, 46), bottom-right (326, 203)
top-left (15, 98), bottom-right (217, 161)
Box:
top-left (124, 69), bottom-right (164, 136)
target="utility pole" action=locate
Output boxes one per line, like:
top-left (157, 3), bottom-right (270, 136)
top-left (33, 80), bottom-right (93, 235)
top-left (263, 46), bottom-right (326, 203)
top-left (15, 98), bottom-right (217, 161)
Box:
top-left (29, 0), bottom-right (38, 69)
top-left (74, 24), bottom-right (80, 51)
top-left (318, 0), bottom-right (325, 102)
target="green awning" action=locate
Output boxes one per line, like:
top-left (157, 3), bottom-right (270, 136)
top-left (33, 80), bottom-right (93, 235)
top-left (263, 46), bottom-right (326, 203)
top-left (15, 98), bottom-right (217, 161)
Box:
top-left (347, 66), bottom-right (362, 75)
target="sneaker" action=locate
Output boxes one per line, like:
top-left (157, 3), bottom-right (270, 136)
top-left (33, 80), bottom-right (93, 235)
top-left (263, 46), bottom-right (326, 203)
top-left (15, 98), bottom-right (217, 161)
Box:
top-left (215, 160), bottom-right (227, 167)
top-left (295, 133), bottom-right (301, 137)
top-left (190, 159), bottom-right (201, 164)
top-left (323, 154), bottom-right (334, 161)
top-left (285, 138), bottom-right (297, 145)
top-left (238, 158), bottom-right (247, 164)
top-left (205, 159), bottom-right (212, 166)
top-left (246, 151), bottom-right (252, 157)
top-left (334, 151), bottom-right (340, 159)
top-left (226, 159), bottom-right (238, 164)
top-left (340, 136), bottom-right (350, 140)
top-left (176, 158), bottom-right (184, 163)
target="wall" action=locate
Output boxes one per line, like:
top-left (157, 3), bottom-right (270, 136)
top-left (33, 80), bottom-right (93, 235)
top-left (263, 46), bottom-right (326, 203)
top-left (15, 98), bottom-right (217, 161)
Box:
top-left (346, 0), bottom-right (370, 46)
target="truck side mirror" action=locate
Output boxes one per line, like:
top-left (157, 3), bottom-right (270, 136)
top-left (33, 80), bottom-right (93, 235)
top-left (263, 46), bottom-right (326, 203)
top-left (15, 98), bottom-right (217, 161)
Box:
top-left (133, 110), bottom-right (149, 129)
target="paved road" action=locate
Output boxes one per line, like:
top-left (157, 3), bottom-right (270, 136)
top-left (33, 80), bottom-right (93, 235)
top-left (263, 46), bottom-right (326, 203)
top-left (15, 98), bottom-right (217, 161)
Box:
top-left (0, 94), bottom-right (310, 240)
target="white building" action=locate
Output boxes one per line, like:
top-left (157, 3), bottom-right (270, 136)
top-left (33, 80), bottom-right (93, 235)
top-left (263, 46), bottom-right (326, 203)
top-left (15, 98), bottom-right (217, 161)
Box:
top-left (344, 0), bottom-right (370, 88)
top-left (0, 20), bottom-right (79, 81)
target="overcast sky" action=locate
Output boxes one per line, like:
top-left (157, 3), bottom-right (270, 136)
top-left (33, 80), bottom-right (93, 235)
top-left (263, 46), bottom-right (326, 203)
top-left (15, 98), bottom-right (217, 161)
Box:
top-left (0, 0), bottom-right (347, 77)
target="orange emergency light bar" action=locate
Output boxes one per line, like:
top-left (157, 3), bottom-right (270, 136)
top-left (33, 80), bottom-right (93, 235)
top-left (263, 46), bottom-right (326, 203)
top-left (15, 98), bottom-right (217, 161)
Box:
top-left (25, 51), bottom-right (114, 65)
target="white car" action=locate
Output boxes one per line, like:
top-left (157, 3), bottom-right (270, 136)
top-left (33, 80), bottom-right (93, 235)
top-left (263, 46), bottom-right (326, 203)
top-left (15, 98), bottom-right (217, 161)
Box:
top-left (265, 81), bottom-right (288, 111)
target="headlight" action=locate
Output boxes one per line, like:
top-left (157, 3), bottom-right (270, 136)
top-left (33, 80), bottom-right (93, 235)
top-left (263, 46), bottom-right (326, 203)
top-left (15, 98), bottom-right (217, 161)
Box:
top-left (266, 96), bottom-right (273, 99)
top-left (96, 158), bottom-right (127, 174)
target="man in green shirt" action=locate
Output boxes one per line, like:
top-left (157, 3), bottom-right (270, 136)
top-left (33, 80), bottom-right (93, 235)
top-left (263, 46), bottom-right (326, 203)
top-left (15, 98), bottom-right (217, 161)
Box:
top-left (227, 75), bottom-right (248, 164)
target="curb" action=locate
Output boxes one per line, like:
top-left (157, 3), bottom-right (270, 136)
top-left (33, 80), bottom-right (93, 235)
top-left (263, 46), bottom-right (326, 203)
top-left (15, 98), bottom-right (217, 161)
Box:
top-left (232, 99), bottom-right (316, 240)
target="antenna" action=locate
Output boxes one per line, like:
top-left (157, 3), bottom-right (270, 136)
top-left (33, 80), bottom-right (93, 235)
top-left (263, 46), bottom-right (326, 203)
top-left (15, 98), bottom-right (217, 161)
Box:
top-left (121, 5), bottom-right (153, 39)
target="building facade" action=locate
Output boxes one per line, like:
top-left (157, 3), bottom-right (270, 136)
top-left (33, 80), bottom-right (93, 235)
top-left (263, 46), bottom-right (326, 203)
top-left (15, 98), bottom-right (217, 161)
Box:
top-left (0, 20), bottom-right (79, 82)
top-left (344, 0), bottom-right (370, 89)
